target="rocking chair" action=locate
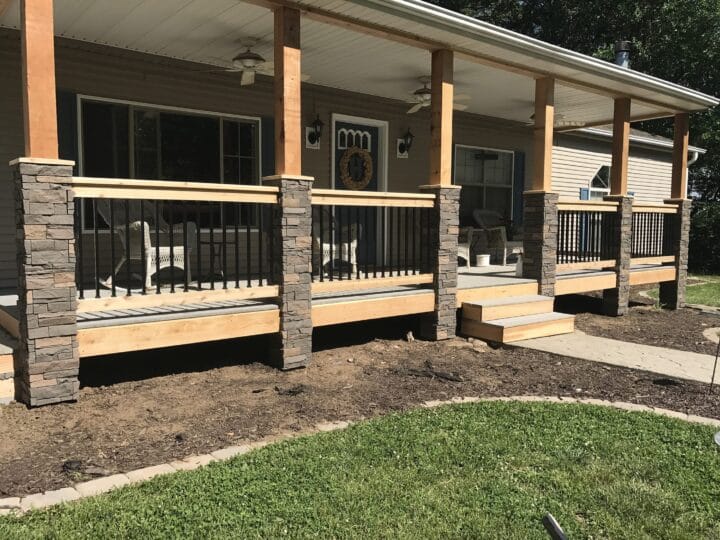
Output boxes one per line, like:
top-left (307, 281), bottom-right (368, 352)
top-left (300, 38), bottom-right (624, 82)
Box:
top-left (95, 199), bottom-right (197, 291)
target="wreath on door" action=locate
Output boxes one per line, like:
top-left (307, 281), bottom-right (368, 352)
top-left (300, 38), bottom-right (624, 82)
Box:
top-left (339, 146), bottom-right (373, 190)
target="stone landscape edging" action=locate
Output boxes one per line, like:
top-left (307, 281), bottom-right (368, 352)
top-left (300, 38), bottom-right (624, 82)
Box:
top-left (2, 395), bottom-right (719, 516)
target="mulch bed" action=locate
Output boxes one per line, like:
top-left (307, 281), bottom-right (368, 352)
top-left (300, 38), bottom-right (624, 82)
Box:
top-left (1, 313), bottom-right (719, 498)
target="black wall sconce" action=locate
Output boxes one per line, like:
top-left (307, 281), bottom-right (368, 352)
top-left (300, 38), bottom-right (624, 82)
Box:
top-left (307, 114), bottom-right (324, 145)
top-left (398, 128), bottom-right (414, 154)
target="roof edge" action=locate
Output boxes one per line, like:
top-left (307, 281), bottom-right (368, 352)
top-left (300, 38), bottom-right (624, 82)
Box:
top-left (348, 0), bottom-right (720, 110)
top-left (574, 127), bottom-right (706, 154)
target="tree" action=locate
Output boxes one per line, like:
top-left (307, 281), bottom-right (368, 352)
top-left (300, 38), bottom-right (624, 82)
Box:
top-left (430, 0), bottom-right (720, 200)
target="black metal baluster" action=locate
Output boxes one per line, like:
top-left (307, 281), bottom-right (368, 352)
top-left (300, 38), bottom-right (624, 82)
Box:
top-left (355, 206), bottom-right (361, 280)
top-left (140, 201), bottom-right (147, 295)
top-left (319, 206), bottom-right (324, 282)
top-left (347, 206), bottom-right (352, 280)
top-left (76, 200), bottom-right (84, 300)
top-left (169, 202), bottom-right (175, 293)
top-left (109, 200), bottom-right (116, 297)
top-left (155, 201), bottom-right (161, 294)
top-left (182, 201), bottom-right (188, 292)
top-left (196, 201), bottom-right (202, 291)
top-left (388, 206), bottom-right (394, 276)
top-left (125, 200), bottom-right (131, 296)
top-left (329, 206), bottom-right (334, 281)
top-left (381, 207), bottom-right (386, 278)
top-left (338, 207), bottom-right (344, 281)
top-left (258, 203), bottom-right (264, 286)
top-left (246, 203), bottom-right (252, 287)
top-left (220, 202), bottom-right (227, 289)
top-left (412, 207), bottom-right (417, 275)
top-left (363, 206), bottom-right (369, 279)
top-left (235, 203), bottom-right (240, 288)
top-left (311, 206), bottom-right (316, 283)
top-left (209, 202), bottom-right (215, 289)
top-left (92, 199), bottom-right (100, 299)
top-left (404, 207), bottom-right (409, 276)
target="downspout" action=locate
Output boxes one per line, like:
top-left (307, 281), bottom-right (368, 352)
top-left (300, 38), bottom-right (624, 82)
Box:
top-left (687, 150), bottom-right (700, 198)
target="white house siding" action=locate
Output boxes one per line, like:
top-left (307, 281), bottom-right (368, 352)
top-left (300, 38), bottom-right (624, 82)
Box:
top-left (553, 134), bottom-right (674, 202)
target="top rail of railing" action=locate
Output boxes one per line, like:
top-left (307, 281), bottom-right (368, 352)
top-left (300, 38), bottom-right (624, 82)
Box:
top-left (70, 177), bottom-right (279, 204)
top-left (311, 189), bottom-right (435, 208)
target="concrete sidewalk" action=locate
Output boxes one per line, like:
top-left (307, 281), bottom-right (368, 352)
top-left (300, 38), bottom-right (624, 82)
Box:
top-left (513, 330), bottom-right (718, 384)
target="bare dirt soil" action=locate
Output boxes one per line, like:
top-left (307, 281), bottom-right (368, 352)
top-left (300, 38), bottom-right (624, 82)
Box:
top-left (557, 291), bottom-right (720, 356)
top-left (1, 313), bottom-right (719, 498)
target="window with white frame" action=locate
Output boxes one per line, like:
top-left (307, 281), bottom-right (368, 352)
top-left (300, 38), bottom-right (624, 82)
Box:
top-left (589, 165), bottom-right (611, 200)
top-left (79, 97), bottom-right (261, 227)
top-left (453, 145), bottom-right (514, 226)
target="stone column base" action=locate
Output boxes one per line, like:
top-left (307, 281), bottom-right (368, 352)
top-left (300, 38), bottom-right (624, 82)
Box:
top-left (522, 191), bottom-right (558, 297)
top-left (659, 198), bottom-right (691, 310)
top-left (11, 157), bottom-right (79, 406)
top-left (263, 174), bottom-right (314, 369)
top-left (602, 196), bottom-right (633, 316)
top-left (418, 185), bottom-right (460, 341)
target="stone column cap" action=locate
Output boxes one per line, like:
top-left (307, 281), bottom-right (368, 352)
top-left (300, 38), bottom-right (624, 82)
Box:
top-left (10, 157), bottom-right (75, 167)
top-left (262, 174), bottom-right (315, 183)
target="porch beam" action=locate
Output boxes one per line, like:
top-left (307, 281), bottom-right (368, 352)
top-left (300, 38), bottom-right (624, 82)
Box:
top-left (609, 98), bottom-right (631, 196)
top-left (273, 6), bottom-right (302, 176)
top-left (20, 0), bottom-right (59, 159)
top-left (670, 112), bottom-right (690, 199)
top-left (531, 77), bottom-right (554, 192)
top-left (429, 49), bottom-right (454, 186)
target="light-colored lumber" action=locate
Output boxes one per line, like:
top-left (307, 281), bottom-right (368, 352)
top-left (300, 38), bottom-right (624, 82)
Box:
top-left (429, 49), bottom-right (454, 186)
top-left (671, 113), bottom-right (689, 199)
top-left (77, 308), bottom-right (280, 357)
top-left (610, 97), bottom-right (631, 196)
top-left (557, 259), bottom-right (616, 271)
top-left (312, 292), bottom-right (434, 327)
top-left (311, 189), bottom-right (435, 208)
top-left (531, 77), bottom-right (554, 192)
top-left (0, 308), bottom-right (19, 339)
top-left (21, 0), bottom-right (58, 158)
top-left (274, 6), bottom-right (302, 176)
top-left (456, 282), bottom-right (539, 307)
top-left (70, 177), bottom-right (279, 204)
top-left (312, 274), bottom-right (432, 294)
top-left (629, 267), bottom-right (676, 286)
top-left (630, 256), bottom-right (676, 266)
top-left (77, 286), bottom-right (279, 313)
top-left (555, 273), bottom-right (617, 295)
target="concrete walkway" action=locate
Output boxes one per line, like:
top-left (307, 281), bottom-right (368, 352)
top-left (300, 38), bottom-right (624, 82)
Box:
top-left (513, 330), bottom-right (718, 384)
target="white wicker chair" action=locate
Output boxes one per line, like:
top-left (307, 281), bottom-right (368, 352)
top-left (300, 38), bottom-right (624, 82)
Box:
top-left (96, 200), bottom-right (197, 290)
top-left (472, 209), bottom-right (522, 265)
top-left (457, 226), bottom-right (474, 269)
top-left (312, 209), bottom-right (362, 276)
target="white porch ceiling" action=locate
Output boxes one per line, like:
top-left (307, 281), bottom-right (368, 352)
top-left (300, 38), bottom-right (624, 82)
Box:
top-left (0, 0), bottom-right (669, 127)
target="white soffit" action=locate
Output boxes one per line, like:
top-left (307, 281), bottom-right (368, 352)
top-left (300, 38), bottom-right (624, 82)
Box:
top-left (0, 0), bottom-right (711, 126)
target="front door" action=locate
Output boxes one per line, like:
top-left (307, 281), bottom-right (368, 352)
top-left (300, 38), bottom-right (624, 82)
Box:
top-left (333, 118), bottom-right (383, 266)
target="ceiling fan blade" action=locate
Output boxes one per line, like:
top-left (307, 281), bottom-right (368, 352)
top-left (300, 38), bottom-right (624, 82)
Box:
top-left (453, 103), bottom-right (468, 111)
top-left (407, 103), bottom-right (423, 114)
top-left (454, 93), bottom-right (471, 101)
top-left (240, 70), bottom-right (256, 86)
top-left (301, 73), bottom-right (311, 82)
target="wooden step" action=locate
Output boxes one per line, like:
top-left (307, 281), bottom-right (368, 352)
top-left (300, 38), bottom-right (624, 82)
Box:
top-left (462, 312), bottom-right (575, 343)
top-left (462, 295), bottom-right (554, 322)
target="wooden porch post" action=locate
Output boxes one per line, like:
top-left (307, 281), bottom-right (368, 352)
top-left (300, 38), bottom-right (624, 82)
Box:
top-left (522, 77), bottom-right (558, 296)
top-left (610, 98), bottom-right (631, 196)
top-left (273, 6), bottom-right (302, 176)
top-left (420, 49), bottom-right (459, 340)
top-left (603, 97), bottom-right (633, 316)
top-left (531, 77), bottom-right (554, 192)
top-left (20, 0), bottom-right (59, 159)
top-left (429, 49), bottom-right (454, 186)
top-left (660, 112), bottom-right (692, 309)
top-left (670, 112), bottom-right (690, 199)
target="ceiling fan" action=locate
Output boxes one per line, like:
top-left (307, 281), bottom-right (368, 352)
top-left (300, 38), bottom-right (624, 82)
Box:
top-left (201, 40), bottom-right (310, 86)
top-left (405, 77), bottom-right (471, 114)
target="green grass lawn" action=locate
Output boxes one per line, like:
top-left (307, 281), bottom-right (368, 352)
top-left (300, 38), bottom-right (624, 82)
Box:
top-left (648, 274), bottom-right (720, 307)
top-left (2, 402), bottom-right (719, 539)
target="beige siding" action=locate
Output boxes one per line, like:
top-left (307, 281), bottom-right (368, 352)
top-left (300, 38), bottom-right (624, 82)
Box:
top-left (553, 134), bottom-right (674, 202)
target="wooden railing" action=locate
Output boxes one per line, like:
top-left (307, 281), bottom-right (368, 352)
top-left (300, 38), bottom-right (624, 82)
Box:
top-left (631, 202), bottom-right (678, 264)
top-left (310, 189), bottom-right (435, 292)
top-left (556, 200), bottom-right (619, 269)
top-left (71, 178), bottom-right (280, 311)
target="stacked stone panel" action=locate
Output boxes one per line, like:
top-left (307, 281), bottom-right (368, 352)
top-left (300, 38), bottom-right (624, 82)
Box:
top-left (264, 175), bottom-right (314, 369)
top-left (602, 196), bottom-right (633, 316)
top-left (419, 185), bottom-right (460, 340)
top-left (12, 158), bottom-right (79, 406)
top-left (522, 192), bottom-right (558, 296)
top-left (659, 199), bottom-right (692, 309)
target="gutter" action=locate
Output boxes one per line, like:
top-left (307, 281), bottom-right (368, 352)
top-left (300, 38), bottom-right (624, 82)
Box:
top-left (577, 127), bottom-right (706, 155)
top-left (347, 0), bottom-right (720, 110)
